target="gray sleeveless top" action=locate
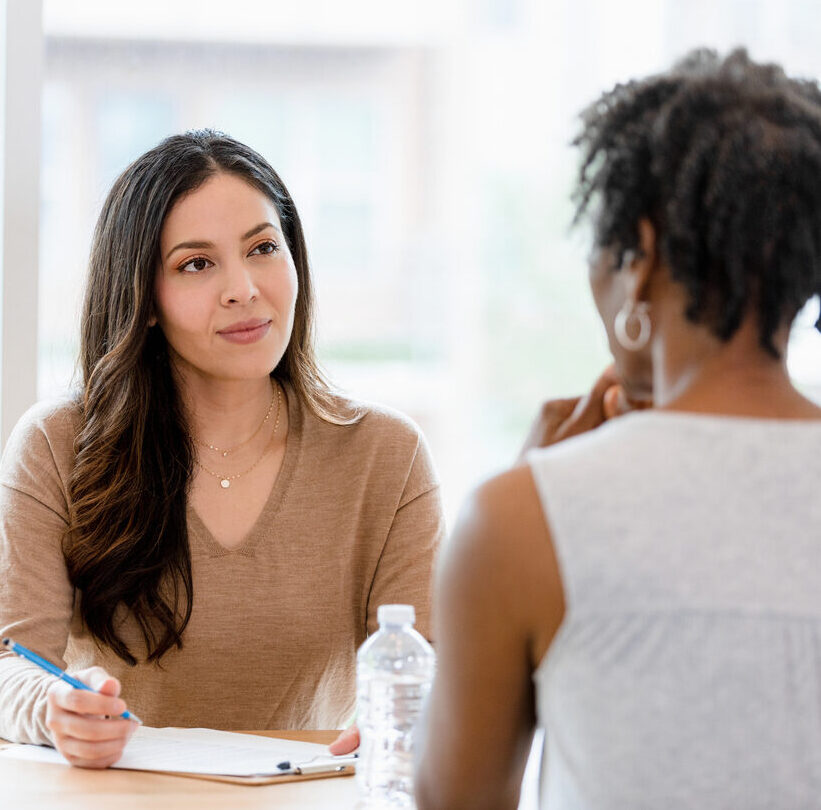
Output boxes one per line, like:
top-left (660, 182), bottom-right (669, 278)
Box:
top-left (528, 411), bottom-right (821, 809)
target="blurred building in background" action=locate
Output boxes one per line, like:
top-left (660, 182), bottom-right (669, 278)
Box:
top-left (37, 0), bottom-right (821, 520)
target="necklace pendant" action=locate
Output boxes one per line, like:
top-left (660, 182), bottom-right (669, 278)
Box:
top-left (222, 451), bottom-right (228, 458)
top-left (220, 479), bottom-right (230, 489)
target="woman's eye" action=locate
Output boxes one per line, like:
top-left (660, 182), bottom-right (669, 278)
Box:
top-left (250, 240), bottom-right (279, 256)
top-left (179, 256), bottom-right (212, 273)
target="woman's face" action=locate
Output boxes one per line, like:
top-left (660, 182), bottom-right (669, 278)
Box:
top-left (154, 171), bottom-right (298, 383)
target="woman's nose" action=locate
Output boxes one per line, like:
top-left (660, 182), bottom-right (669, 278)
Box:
top-left (220, 260), bottom-right (259, 305)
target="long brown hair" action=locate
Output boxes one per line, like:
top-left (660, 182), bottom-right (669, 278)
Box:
top-left (66, 130), bottom-right (351, 665)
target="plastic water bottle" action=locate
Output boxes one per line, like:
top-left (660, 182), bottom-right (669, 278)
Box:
top-left (356, 604), bottom-right (436, 808)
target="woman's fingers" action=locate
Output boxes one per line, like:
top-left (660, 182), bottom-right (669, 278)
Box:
top-left (328, 724), bottom-right (360, 755)
top-left (45, 667), bottom-right (136, 769)
top-left (558, 367), bottom-right (622, 439)
top-left (62, 750), bottom-right (126, 770)
top-left (48, 680), bottom-right (127, 718)
top-left (603, 384), bottom-right (627, 420)
top-left (57, 732), bottom-right (130, 763)
top-left (538, 367), bottom-right (621, 444)
top-left (48, 708), bottom-right (133, 741)
top-left (519, 366), bottom-right (644, 458)
top-left (517, 397), bottom-right (579, 459)
top-left (603, 384), bottom-right (654, 419)
top-left (75, 666), bottom-right (122, 696)
top-left (46, 705), bottom-right (134, 768)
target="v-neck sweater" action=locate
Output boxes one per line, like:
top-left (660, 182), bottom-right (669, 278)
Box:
top-left (0, 385), bottom-right (444, 744)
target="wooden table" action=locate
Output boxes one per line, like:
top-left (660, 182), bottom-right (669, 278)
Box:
top-left (1, 730), bottom-right (361, 809)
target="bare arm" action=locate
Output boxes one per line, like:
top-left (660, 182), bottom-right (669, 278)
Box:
top-left (415, 465), bottom-right (564, 810)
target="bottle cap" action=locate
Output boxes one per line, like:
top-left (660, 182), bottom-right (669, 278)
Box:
top-left (377, 604), bottom-right (415, 627)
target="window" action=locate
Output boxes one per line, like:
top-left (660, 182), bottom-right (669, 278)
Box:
top-left (25, 0), bottom-right (821, 521)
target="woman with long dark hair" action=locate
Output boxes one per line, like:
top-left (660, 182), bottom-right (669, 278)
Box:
top-left (0, 130), bottom-right (443, 768)
top-left (417, 49), bottom-right (821, 808)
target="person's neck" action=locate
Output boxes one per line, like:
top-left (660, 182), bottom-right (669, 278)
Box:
top-left (173, 364), bottom-right (276, 447)
top-left (652, 317), bottom-right (821, 419)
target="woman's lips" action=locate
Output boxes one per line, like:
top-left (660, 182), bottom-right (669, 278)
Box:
top-left (217, 319), bottom-right (272, 345)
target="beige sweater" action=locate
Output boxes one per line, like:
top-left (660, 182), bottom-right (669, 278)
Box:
top-left (0, 386), bottom-right (443, 744)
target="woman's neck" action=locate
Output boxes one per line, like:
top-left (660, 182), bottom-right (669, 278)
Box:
top-left (652, 317), bottom-right (821, 419)
top-left (173, 363), bottom-right (277, 448)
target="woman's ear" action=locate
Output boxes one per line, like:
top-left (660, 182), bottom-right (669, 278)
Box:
top-left (636, 217), bottom-right (657, 263)
top-left (148, 312), bottom-right (157, 328)
top-left (623, 217), bottom-right (658, 303)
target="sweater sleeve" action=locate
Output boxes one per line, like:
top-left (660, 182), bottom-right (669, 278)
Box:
top-left (0, 403), bottom-right (76, 744)
top-left (365, 432), bottom-right (445, 641)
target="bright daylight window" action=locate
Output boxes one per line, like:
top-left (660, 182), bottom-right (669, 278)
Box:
top-left (39, 0), bottom-right (821, 520)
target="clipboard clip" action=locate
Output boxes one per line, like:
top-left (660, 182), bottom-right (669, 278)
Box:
top-left (276, 753), bottom-right (358, 775)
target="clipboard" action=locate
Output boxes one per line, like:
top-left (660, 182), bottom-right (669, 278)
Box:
top-left (152, 755), bottom-right (357, 786)
top-left (0, 727), bottom-right (357, 787)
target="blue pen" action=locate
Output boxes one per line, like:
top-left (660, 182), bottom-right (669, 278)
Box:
top-left (2, 637), bottom-right (143, 724)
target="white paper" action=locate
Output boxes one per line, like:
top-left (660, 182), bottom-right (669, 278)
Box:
top-left (0, 726), bottom-right (347, 776)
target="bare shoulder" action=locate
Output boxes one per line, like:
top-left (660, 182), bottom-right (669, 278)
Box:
top-left (448, 466), bottom-right (545, 554)
top-left (438, 464), bottom-right (565, 667)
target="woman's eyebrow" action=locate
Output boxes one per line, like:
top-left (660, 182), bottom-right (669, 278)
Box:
top-left (164, 239), bottom-right (214, 260)
top-left (164, 222), bottom-right (282, 260)
top-left (242, 221), bottom-right (281, 240)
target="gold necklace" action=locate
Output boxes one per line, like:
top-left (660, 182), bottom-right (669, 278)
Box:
top-left (196, 380), bottom-right (276, 458)
top-left (194, 383), bottom-right (282, 489)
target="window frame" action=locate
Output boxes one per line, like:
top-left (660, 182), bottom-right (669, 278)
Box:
top-left (0, 0), bottom-right (42, 445)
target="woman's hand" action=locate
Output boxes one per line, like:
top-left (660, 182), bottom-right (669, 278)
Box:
top-left (328, 723), bottom-right (359, 755)
top-left (45, 666), bottom-right (137, 769)
top-left (518, 366), bottom-right (650, 460)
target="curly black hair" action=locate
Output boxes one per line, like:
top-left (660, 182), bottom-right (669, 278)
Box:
top-left (573, 47), bottom-right (821, 356)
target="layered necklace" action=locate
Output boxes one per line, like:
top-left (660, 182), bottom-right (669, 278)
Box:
top-left (193, 380), bottom-right (282, 489)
